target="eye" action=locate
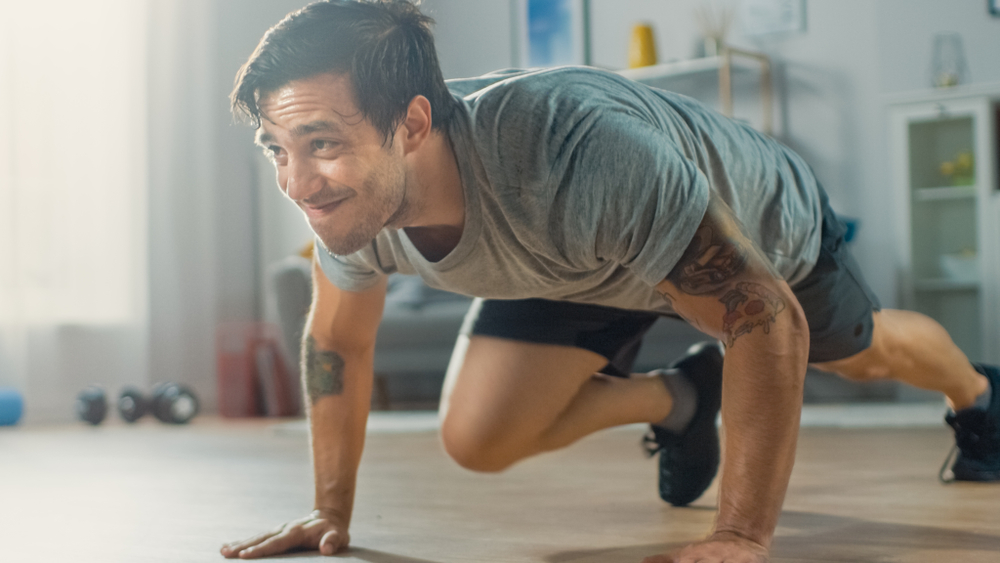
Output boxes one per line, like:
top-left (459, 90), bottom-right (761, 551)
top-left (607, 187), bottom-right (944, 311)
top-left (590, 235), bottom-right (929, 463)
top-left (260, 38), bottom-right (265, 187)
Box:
top-left (264, 145), bottom-right (287, 165)
top-left (312, 139), bottom-right (338, 152)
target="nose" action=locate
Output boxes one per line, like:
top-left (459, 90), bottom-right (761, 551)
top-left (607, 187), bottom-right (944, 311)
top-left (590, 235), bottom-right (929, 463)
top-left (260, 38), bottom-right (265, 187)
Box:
top-left (281, 156), bottom-right (323, 203)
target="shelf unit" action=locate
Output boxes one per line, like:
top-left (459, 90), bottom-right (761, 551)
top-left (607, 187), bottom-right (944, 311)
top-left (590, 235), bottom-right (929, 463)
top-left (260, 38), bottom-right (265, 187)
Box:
top-left (616, 47), bottom-right (773, 135)
top-left (888, 85), bottom-right (1000, 364)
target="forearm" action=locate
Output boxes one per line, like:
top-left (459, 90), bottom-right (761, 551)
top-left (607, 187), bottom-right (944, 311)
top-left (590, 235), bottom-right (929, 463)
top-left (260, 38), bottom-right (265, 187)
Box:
top-left (713, 300), bottom-right (808, 547)
top-left (303, 335), bottom-right (376, 524)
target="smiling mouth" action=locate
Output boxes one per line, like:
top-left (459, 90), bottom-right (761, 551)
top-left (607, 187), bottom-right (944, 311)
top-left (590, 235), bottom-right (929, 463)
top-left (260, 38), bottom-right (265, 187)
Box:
top-left (303, 197), bottom-right (346, 218)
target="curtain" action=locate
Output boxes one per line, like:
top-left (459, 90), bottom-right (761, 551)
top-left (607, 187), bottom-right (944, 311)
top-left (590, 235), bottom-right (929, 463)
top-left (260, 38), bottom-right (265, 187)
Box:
top-left (0, 1), bottom-right (150, 421)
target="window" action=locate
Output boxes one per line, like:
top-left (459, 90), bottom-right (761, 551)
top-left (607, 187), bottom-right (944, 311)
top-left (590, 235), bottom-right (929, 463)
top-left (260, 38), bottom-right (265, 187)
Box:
top-left (0, 1), bottom-right (147, 324)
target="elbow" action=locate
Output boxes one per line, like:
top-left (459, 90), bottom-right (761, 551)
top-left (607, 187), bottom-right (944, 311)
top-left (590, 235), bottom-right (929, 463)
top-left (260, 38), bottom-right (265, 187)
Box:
top-left (786, 294), bottom-right (810, 376)
top-left (785, 292), bottom-right (809, 349)
top-left (770, 287), bottom-right (809, 390)
top-left (722, 282), bottom-right (807, 349)
top-left (723, 283), bottom-right (809, 387)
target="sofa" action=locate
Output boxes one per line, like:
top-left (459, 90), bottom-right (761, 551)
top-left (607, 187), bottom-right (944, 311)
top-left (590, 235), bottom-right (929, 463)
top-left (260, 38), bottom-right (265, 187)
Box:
top-left (267, 256), bottom-right (709, 406)
top-left (267, 256), bottom-right (908, 407)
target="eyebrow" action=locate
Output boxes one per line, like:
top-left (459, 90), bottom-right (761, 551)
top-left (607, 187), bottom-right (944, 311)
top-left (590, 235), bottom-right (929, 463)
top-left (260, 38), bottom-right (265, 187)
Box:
top-left (255, 120), bottom-right (344, 147)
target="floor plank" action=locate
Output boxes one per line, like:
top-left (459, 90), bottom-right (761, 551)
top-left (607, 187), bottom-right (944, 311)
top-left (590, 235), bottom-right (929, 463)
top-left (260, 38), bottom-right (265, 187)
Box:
top-left (2, 417), bottom-right (998, 562)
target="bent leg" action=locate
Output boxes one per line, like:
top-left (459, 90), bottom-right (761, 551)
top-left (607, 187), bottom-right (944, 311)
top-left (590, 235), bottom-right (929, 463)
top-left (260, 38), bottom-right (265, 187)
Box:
top-left (439, 334), bottom-right (674, 472)
top-left (813, 308), bottom-right (988, 410)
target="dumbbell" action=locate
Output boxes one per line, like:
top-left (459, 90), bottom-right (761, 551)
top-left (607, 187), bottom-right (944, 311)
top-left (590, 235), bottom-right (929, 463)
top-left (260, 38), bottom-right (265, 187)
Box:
top-left (76, 385), bottom-right (108, 425)
top-left (76, 384), bottom-right (199, 425)
top-left (117, 386), bottom-right (149, 423)
top-left (147, 383), bottom-right (200, 424)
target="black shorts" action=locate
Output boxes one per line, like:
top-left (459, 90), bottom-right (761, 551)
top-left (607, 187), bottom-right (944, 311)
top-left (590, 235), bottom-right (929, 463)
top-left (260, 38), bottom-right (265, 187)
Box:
top-left (465, 187), bottom-right (882, 371)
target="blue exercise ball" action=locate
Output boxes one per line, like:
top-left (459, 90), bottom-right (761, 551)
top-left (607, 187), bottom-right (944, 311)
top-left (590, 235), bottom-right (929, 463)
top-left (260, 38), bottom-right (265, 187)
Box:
top-left (0, 387), bottom-right (24, 426)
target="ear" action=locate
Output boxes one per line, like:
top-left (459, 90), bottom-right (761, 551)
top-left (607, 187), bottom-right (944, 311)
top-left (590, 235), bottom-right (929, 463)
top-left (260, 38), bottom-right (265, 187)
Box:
top-left (399, 95), bottom-right (433, 154)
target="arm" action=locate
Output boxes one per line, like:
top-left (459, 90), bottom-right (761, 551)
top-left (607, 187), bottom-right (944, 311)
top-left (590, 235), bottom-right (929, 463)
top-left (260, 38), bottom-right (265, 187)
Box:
top-left (654, 191), bottom-right (808, 562)
top-left (222, 258), bottom-right (386, 559)
top-left (305, 255), bottom-right (386, 539)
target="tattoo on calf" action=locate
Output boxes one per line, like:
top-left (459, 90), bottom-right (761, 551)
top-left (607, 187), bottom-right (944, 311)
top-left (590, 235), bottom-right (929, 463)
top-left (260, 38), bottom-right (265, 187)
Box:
top-left (303, 335), bottom-right (345, 403)
top-left (719, 282), bottom-right (786, 347)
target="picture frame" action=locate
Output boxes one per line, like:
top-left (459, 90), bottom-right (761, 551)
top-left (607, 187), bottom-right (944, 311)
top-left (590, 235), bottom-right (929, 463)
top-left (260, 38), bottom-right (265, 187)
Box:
top-left (740, 0), bottom-right (806, 36)
top-left (512, 0), bottom-right (591, 68)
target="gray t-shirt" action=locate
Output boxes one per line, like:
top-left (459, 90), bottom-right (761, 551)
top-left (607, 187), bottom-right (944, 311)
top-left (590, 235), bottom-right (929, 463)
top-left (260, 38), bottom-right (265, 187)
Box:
top-left (318, 67), bottom-right (822, 315)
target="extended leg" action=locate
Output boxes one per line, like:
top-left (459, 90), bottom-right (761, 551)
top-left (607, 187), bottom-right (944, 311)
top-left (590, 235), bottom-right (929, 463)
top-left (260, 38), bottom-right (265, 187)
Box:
top-left (439, 334), bottom-right (674, 472)
top-left (812, 308), bottom-right (987, 410)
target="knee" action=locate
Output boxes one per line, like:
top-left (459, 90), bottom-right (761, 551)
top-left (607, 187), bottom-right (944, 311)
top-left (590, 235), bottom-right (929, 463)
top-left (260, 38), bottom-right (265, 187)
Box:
top-left (440, 413), bottom-right (515, 473)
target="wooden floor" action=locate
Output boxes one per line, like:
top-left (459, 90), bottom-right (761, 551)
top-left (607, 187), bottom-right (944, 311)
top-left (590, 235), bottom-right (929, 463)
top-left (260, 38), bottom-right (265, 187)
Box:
top-left (2, 416), bottom-right (999, 563)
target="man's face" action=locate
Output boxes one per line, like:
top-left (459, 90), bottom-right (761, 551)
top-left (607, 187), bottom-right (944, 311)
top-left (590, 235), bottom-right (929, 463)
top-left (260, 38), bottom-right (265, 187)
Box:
top-left (256, 73), bottom-right (408, 256)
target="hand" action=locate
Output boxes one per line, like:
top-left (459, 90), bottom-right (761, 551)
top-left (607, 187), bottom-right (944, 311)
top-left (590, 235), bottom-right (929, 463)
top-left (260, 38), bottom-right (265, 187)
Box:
top-left (220, 510), bottom-right (350, 559)
top-left (641, 532), bottom-right (769, 563)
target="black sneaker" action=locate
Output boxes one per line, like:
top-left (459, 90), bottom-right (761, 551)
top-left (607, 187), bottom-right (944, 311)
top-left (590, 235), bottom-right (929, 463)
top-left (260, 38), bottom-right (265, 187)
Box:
top-left (941, 364), bottom-right (1000, 482)
top-left (642, 341), bottom-right (724, 506)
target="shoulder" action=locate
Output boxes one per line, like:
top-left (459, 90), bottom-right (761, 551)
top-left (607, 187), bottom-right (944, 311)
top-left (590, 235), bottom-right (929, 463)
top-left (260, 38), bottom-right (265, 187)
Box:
top-left (314, 232), bottom-right (402, 292)
top-left (461, 68), bottom-right (652, 183)
top-left (465, 67), bottom-right (636, 120)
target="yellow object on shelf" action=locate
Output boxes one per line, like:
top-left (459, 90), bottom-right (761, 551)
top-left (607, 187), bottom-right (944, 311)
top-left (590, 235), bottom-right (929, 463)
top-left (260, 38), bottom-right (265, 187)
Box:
top-left (939, 150), bottom-right (975, 186)
top-left (628, 24), bottom-right (657, 68)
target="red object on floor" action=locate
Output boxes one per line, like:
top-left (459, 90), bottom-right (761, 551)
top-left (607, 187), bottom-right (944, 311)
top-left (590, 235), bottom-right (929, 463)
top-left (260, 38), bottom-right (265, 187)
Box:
top-left (216, 322), bottom-right (300, 418)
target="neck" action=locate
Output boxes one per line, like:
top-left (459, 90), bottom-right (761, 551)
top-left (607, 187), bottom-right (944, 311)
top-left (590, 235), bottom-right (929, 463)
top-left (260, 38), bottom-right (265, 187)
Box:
top-left (400, 129), bottom-right (465, 261)
top-left (405, 129), bottom-right (464, 230)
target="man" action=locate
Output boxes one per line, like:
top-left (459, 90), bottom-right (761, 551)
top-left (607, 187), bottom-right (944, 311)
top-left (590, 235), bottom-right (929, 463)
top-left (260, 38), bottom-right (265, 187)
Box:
top-left (220, 1), bottom-right (1000, 561)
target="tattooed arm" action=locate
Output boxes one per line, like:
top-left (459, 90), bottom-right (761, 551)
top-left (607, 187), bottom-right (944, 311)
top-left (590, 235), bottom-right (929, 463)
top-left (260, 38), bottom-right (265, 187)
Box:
top-left (654, 191), bottom-right (809, 561)
top-left (301, 258), bottom-right (386, 547)
top-left (221, 259), bottom-right (386, 560)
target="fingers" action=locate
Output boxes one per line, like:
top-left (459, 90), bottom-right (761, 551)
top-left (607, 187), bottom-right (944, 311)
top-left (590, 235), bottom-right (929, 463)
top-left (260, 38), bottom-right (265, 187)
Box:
top-left (319, 529), bottom-right (348, 556)
top-left (233, 526), bottom-right (305, 559)
top-left (220, 530), bottom-right (281, 559)
top-left (220, 515), bottom-right (349, 559)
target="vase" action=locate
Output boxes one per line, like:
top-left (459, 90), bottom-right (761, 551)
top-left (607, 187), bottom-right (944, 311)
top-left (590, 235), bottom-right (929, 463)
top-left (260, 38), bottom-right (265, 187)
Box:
top-left (931, 33), bottom-right (969, 88)
top-left (628, 23), bottom-right (657, 68)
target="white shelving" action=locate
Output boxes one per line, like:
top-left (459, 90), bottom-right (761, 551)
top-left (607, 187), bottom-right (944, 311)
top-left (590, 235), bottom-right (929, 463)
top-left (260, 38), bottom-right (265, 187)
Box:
top-left (615, 56), bottom-right (729, 82)
top-left (913, 185), bottom-right (977, 202)
top-left (615, 47), bottom-right (773, 135)
top-left (889, 88), bottom-right (1000, 365)
top-left (913, 279), bottom-right (980, 292)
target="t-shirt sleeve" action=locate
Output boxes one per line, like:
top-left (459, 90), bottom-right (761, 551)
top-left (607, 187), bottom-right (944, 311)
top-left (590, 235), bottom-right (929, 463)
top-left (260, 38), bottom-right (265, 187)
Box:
top-left (314, 237), bottom-right (386, 292)
top-left (563, 112), bottom-right (711, 286)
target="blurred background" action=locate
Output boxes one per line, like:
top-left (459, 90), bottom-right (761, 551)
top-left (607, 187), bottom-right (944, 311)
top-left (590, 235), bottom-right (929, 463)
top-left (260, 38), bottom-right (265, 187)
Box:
top-left (2, 0), bottom-right (999, 424)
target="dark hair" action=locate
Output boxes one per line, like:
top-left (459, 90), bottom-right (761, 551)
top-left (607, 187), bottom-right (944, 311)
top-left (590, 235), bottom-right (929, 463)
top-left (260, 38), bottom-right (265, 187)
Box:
top-left (231, 0), bottom-right (457, 143)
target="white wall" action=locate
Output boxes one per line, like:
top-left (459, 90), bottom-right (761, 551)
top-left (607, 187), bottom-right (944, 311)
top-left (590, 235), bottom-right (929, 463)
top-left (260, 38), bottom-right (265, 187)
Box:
top-left (421, 0), bottom-right (513, 79)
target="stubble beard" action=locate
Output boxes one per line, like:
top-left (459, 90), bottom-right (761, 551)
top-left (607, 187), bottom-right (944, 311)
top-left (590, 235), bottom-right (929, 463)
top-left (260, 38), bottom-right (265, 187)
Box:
top-left (313, 162), bottom-right (409, 256)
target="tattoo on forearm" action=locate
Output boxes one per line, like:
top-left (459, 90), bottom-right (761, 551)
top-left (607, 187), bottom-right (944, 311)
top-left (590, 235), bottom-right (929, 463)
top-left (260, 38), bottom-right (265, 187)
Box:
top-left (719, 282), bottom-right (786, 347)
top-left (303, 335), bottom-right (345, 403)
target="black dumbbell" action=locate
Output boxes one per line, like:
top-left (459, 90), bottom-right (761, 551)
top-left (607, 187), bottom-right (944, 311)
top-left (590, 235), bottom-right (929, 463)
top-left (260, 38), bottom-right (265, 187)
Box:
top-left (78, 384), bottom-right (199, 425)
top-left (76, 385), bottom-right (108, 425)
top-left (117, 386), bottom-right (149, 423)
top-left (118, 384), bottom-right (199, 424)
top-left (149, 383), bottom-right (200, 424)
